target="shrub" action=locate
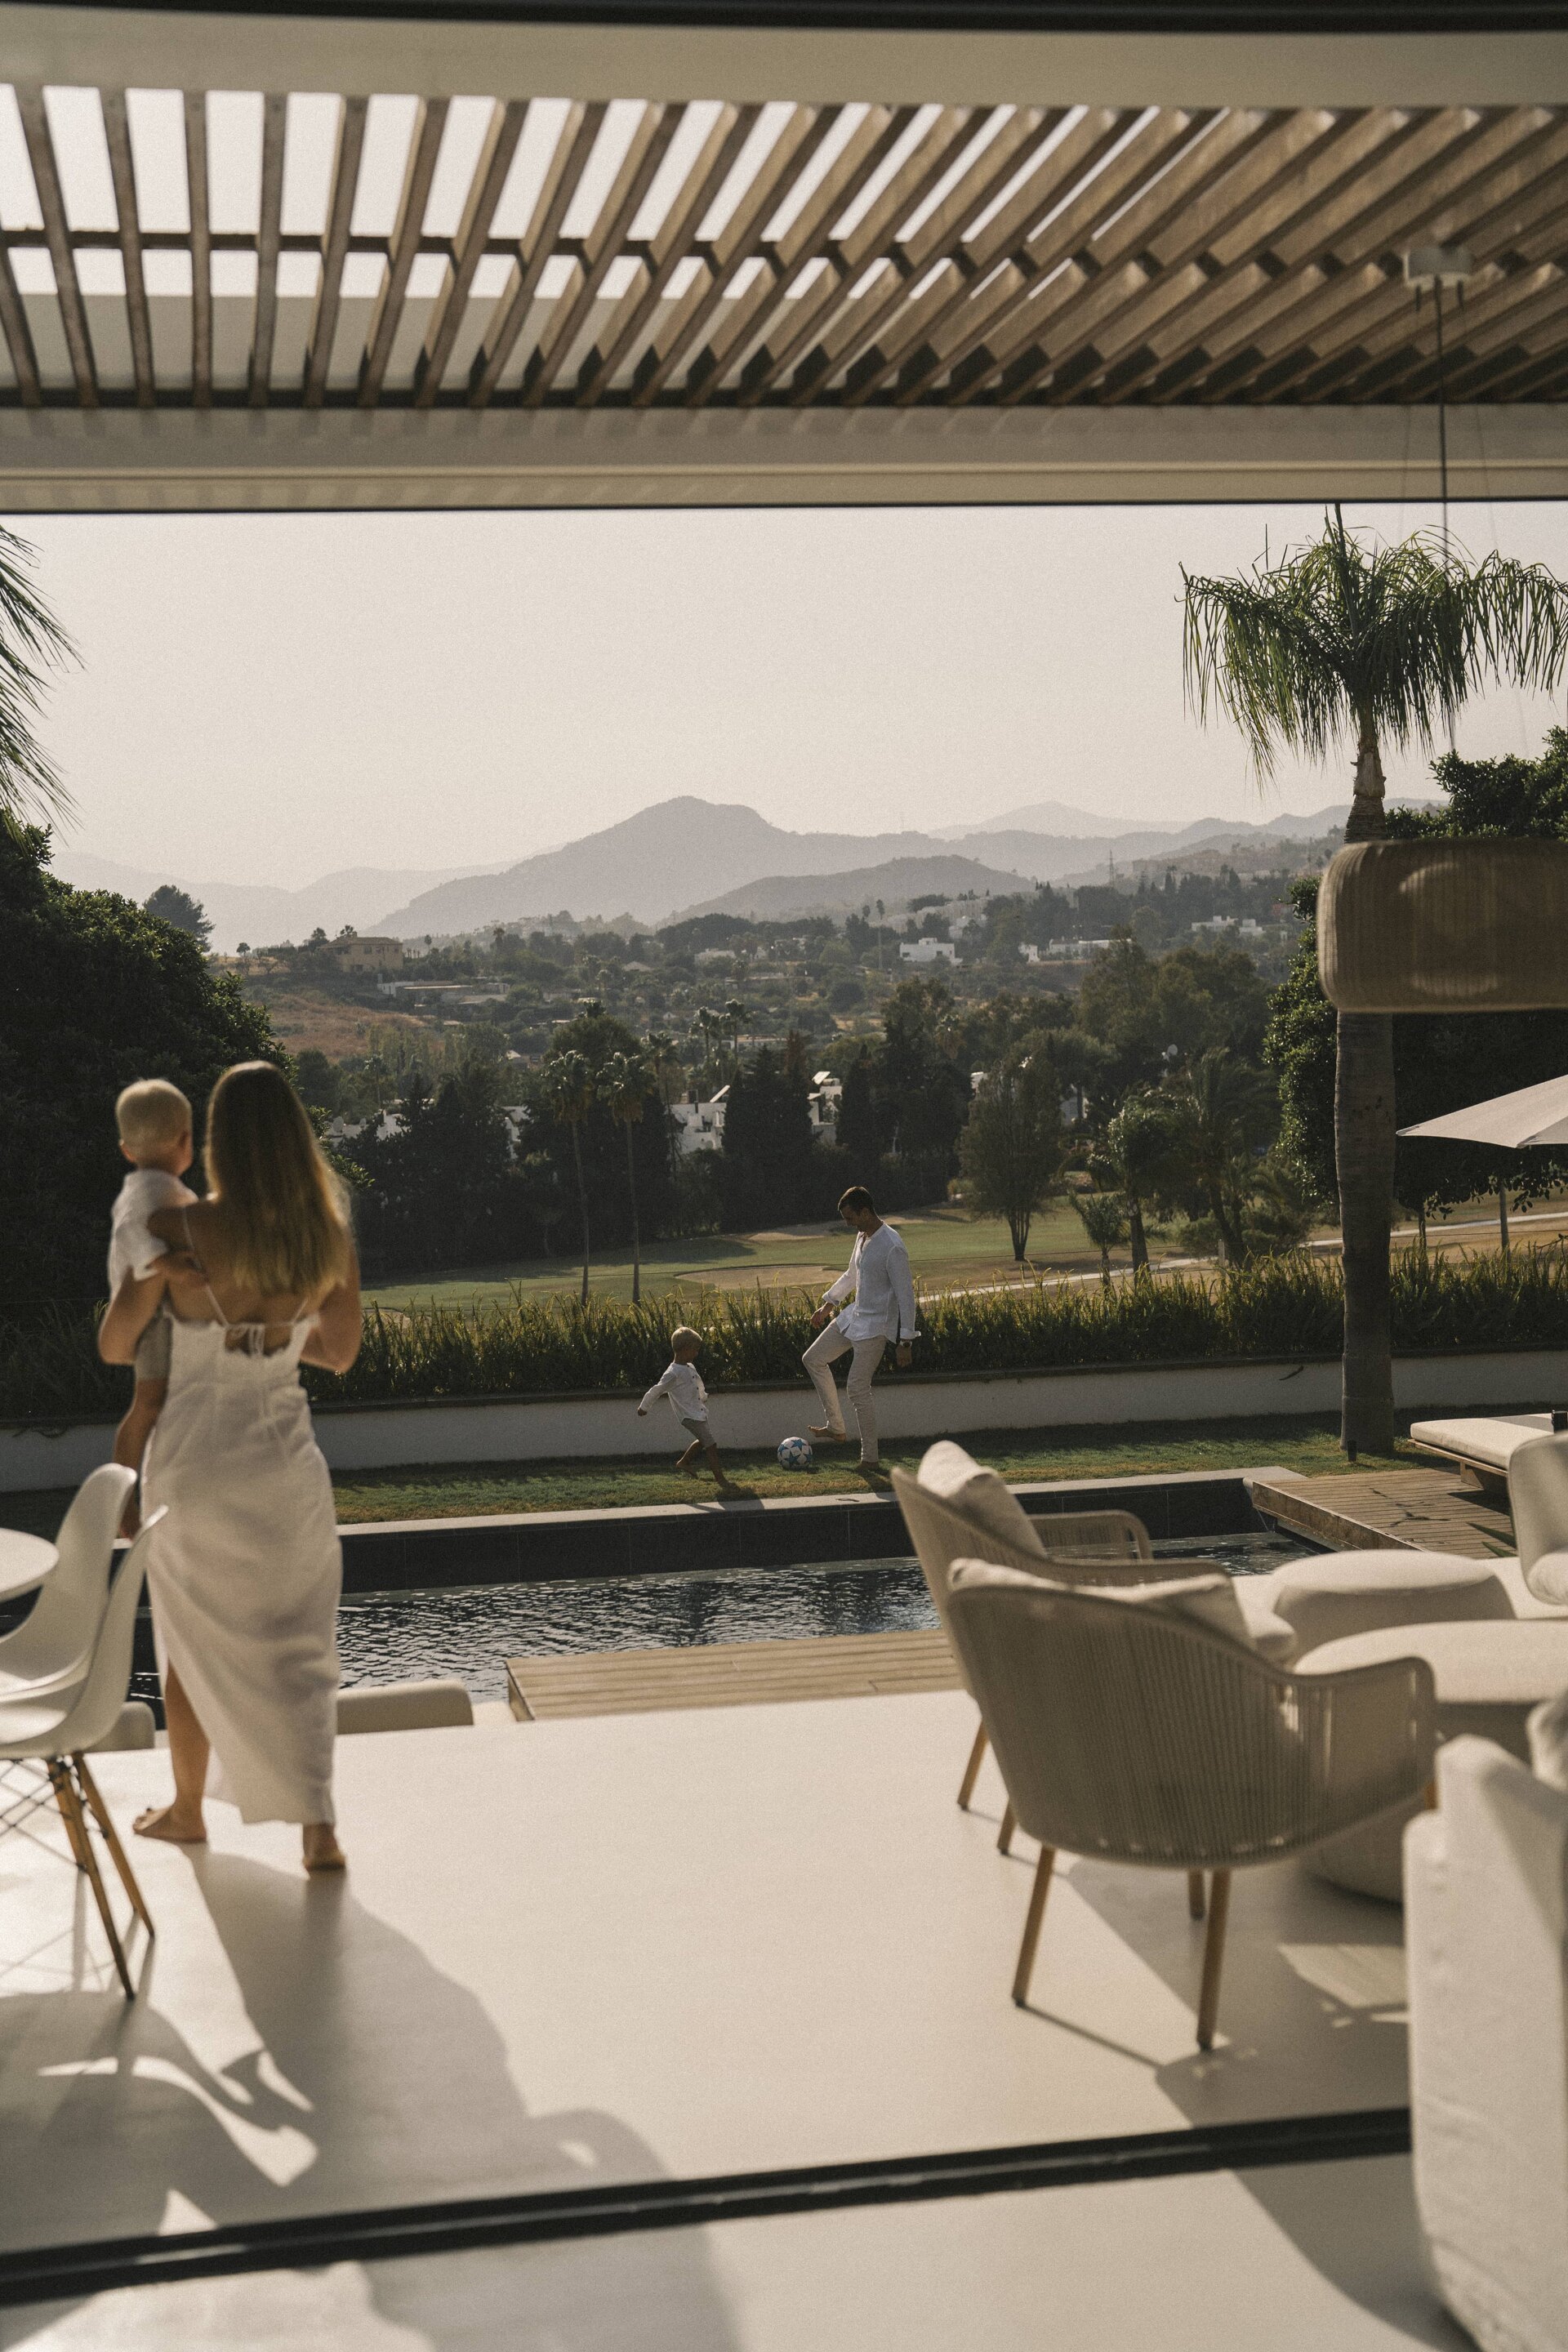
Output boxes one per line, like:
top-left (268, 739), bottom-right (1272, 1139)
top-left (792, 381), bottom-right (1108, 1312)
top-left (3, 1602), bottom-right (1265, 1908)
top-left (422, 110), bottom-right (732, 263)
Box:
top-left (11, 1245), bottom-right (1568, 1422)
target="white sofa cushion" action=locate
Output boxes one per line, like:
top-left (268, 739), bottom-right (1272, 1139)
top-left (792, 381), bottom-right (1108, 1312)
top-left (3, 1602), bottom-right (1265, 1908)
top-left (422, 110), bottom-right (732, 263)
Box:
top-left (916, 1441), bottom-right (1048, 1559)
top-left (1265, 1549), bottom-right (1514, 1659)
top-left (1528, 1686), bottom-right (1568, 1794)
top-left (1405, 1737), bottom-right (1568, 2352)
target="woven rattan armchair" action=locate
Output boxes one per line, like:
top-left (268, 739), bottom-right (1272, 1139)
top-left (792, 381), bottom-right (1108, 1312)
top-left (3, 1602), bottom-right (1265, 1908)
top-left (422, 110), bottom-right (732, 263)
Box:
top-left (893, 1461), bottom-right (1163, 1853)
top-left (947, 1564), bottom-right (1437, 2048)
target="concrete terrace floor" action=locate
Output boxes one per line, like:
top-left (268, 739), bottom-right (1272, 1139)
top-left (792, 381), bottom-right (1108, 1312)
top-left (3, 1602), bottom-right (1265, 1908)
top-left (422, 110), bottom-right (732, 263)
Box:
top-left (0, 1696), bottom-right (1459, 2349)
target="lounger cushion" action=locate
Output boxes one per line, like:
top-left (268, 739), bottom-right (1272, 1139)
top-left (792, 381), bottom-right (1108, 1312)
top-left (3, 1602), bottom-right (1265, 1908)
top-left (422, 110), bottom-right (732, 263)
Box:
top-left (1410, 1414), bottom-right (1552, 1472)
top-left (916, 1441), bottom-right (1047, 1560)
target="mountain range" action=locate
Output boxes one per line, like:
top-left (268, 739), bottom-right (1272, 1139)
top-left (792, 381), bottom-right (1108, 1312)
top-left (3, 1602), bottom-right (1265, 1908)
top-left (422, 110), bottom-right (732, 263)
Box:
top-left (372, 796), bottom-right (1365, 938)
top-left (53, 794), bottom-right (1430, 950)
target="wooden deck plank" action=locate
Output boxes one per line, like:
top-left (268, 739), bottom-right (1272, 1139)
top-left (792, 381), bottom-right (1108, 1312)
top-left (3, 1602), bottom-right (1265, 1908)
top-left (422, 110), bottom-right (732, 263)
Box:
top-left (506, 1629), bottom-right (960, 1720)
top-left (1252, 1467), bottom-right (1515, 1561)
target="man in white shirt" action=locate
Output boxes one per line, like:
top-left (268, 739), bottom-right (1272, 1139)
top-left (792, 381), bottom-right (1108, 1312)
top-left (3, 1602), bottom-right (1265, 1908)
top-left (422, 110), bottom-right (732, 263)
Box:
top-left (803, 1186), bottom-right (918, 1471)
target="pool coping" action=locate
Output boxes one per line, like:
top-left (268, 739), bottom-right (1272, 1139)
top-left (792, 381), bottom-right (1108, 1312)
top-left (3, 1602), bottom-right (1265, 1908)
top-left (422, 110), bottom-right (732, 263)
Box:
top-left (331, 1466), bottom-right (1291, 1592)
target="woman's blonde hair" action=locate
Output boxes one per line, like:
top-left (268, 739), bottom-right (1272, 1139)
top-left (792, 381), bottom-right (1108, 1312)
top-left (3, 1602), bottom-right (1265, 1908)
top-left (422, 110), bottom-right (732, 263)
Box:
top-left (205, 1062), bottom-right (351, 1298)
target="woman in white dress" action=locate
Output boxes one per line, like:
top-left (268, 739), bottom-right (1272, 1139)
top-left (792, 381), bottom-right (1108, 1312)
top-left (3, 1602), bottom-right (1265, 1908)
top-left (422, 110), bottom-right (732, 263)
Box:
top-left (99, 1060), bottom-right (362, 1873)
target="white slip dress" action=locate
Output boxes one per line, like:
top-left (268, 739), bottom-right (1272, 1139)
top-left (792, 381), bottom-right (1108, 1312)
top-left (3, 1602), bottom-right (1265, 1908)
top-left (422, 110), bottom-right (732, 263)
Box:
top-left (140, 1274), bottom-right (341, 1828)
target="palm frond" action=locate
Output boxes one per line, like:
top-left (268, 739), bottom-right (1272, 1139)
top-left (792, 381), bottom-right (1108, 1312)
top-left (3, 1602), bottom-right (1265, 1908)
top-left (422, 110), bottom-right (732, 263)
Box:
top-left (1183, 510), bottom-right (1568, 778)
top-left (0, 524), bottom-right (76, 827)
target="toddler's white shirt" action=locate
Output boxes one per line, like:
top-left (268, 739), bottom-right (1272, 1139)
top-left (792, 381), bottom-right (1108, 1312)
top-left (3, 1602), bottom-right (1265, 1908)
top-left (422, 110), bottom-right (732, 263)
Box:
top-left (639, 1360), bottom-right (709, 1423)
top-left (109, 1169), bottom-right (196, 1292)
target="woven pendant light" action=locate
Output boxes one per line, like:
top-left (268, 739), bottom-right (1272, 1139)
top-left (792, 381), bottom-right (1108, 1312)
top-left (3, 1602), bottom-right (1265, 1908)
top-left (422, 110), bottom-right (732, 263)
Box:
top-left (1318, 839), bottom-right (1568, 1012)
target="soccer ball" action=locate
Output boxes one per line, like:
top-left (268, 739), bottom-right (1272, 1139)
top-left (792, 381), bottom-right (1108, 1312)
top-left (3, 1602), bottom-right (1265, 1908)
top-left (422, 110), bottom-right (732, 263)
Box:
top-left (777, 1435), bottom-right (814, 1471)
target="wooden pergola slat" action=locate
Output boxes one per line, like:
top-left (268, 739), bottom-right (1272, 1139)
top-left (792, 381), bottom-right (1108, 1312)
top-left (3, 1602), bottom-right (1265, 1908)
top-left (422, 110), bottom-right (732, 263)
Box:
top-left (248, 91), bottom-right (287, 408)
top-left (837, 105), bottom-right (1130, 408)
top-left (827, 109), bottom-right (1067, 410)
top-left (0, 238), bottom-right (42, 408)
top-left (359, 98), bottom-right (449, 406)
top-left (469, 101), bottom-right (604, 408)
top-left (896, 108), bottom-right (1207, 408)
top-left (524, 102), bottom-right (684, 408)
top-left (304, 95), bottom-right (367, 408)
top-left (988, 108), bottom-right (1338, 408)
top-left (100, 90), bottom-right (154, 407)
top-left (415, 98), bottom-right (524, 408)
top-left (183, 90), bottom-right (212, 408)
top-left (629, 105), bottom-right (840, 408)
top-left (575, 102), bottom-right (760, 406)
top-left (680, 100), bottom-right (920, 406)
top-left (728, 101), bottom-right (946, 408)
top-left (15, 90), bottom-right (97, 408)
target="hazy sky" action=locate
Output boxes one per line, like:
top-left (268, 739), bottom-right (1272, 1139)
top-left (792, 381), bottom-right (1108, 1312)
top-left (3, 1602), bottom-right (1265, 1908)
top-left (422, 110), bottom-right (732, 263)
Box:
top-left (15, 493), bottom-right (1568, 890)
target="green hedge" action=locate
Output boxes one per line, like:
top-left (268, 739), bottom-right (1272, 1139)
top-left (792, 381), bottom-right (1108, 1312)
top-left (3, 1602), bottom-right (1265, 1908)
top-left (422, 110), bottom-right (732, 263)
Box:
top-left (8, 1247), bottom-right (1568, 1423)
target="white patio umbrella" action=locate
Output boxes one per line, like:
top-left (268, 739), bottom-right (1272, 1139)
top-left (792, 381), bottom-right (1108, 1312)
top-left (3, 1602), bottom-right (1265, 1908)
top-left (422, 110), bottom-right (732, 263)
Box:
top-left (1397, 1074), bottom-right (1568, 1147)
top-left (1398, 1072), bottom-right (1568, 1253)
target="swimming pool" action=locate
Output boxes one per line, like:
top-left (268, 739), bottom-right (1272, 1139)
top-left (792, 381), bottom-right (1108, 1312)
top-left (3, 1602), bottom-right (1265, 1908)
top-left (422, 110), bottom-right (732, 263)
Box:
top-left (332, 1531), bottom-right (1315, 1707)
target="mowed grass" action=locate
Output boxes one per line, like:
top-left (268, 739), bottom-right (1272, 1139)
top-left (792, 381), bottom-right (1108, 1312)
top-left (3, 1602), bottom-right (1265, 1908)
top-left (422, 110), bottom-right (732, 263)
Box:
top-left (363, 1203), bottom-right (1193, 1316)
top-left (325, 1415), bottom-right (1412, 1519)
top-left (1, 1416), bottom-right (1416, 1537)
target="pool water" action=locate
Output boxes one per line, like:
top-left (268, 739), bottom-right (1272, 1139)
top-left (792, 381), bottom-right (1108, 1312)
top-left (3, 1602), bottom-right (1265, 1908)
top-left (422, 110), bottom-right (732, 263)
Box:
top-left (334, 1531), bottom-right (1314, 1708)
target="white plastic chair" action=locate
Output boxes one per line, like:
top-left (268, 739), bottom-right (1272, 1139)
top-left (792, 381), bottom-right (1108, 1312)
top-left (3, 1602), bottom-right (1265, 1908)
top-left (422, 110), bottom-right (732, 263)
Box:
top-left (0, 1508), bottom-right (165, 1998)
top-left (0, 1464), bottom-right (136, 1701)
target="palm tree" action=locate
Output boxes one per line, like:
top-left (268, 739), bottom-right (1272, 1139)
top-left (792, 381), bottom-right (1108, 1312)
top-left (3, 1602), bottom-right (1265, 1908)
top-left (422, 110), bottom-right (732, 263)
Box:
top-left (0, 525), bottom-right (74, 830)
top-left (723, 997), bottom-right (752, 1066)
top-left (602, 1049), bottom-right (649, 1304)
top-left (540, 1049), bottom-right (595, 1306)
top-left (1184, 510), bottom-right (1568, 1453)
top-left (688, 1006), bottom-right (724, 1089)
top-left (1073, 1189), bottom-right (1128, 1289)
top-left (644, 1030), bottom-right (684, 1191)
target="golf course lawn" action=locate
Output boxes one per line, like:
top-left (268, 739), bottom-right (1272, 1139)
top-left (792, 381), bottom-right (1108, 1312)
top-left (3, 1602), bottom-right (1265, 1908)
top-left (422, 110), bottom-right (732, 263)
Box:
top-left (362, 1203), bottom-right (1192, 1316)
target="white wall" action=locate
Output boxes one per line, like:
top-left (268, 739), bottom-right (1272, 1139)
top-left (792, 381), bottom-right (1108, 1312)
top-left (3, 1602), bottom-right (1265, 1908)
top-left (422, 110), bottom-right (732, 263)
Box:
top-left (7, 1351), bottom-right (1568, 1493)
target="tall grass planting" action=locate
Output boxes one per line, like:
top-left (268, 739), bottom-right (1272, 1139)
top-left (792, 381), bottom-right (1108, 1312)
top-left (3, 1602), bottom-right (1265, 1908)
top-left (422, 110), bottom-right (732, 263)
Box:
top-left (9, 1247), bottom-right (1568, 1423)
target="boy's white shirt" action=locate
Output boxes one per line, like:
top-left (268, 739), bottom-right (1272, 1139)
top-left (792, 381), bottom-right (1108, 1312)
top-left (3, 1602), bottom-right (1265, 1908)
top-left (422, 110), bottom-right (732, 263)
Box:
top-left (821, 1223), bottom-right (920, 1343)
top-left (109, 1167), bottom-right (197, 1290)
top-left (640, 1360), bottom-right (710, 1422)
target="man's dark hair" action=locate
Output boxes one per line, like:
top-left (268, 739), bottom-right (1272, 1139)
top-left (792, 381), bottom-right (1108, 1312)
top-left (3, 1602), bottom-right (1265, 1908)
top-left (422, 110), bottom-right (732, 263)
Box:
top-left (838, 1185), bottom-right (875, 1216)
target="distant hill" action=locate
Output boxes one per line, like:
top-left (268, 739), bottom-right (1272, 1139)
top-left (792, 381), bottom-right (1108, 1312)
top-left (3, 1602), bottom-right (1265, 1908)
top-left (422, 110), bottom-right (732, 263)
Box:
top-left (672, 854), bottom-right (1035, 924)
top-left (374, 800), bottom-right (961, 935)
top-left (49, 849), bottom-right (510, 954)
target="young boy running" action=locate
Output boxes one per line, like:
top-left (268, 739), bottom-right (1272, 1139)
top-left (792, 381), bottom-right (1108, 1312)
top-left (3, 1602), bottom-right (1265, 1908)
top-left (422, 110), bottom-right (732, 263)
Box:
top-left (639, 1325), bottom-right (735, 1492)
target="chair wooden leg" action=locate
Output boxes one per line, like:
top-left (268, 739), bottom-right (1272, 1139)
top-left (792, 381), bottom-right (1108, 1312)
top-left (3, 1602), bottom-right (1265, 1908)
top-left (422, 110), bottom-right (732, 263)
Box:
top-left (53, 1762), bottom-right (135, 1999)
top-left (74, 1756), bottom-right (154, 1936)
top-left (997, 1800), bottom-right (1016, 1855)
top-left (49, 1762), bottom-right (91, 1873)
top-left (1012, 1846), bottom-right (1056, 2007)
top-left (1187, 1869), bottom-right (1206, 1920)
top-left (1196, 1868), bottom-right (1232, 2051)
top-left (957, 1720), bottom-right (988, 1811)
